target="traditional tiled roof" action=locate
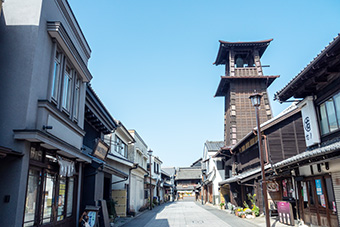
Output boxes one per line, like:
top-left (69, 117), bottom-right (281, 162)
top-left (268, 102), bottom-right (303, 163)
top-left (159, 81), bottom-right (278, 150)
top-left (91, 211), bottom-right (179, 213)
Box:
top-left (274, 138), bottom-right (340, 169)
top-left (219, 164), bottom-right (271, 186)
top-left (162, 167), bottom-right (176, 176)
top-left (214, 39), bottom-right (273, 65)
top-left (275, 34), bottom-right (340, 102)
top-left (205, 141), bottom-right (224, 151)
top-left (176, 167), bottom-right (201, 180)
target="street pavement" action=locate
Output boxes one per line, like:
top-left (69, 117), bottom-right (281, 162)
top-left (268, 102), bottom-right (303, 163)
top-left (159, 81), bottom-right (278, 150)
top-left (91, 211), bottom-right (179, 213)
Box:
top-left (115, 199), bottom-right (299, 227)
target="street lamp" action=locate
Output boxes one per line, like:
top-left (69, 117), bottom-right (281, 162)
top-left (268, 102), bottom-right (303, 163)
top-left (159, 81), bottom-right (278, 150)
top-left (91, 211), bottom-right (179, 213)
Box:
top-left (148, 149), bottom-right (153, 210)
top-left (249, 92), bottom-right (270, 227)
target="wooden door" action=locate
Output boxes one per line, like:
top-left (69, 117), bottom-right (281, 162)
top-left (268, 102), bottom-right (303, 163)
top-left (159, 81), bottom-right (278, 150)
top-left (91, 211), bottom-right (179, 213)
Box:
top-left (302, 176), bottom-right (339, 227)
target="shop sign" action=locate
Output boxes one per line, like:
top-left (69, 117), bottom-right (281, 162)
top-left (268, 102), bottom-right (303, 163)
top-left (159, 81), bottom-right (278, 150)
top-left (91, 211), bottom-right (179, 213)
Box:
top-left (320, 194), bottom-right (326, 208)
top-left (298, 96), bottom-right (321, 147)
top-left (277, 201), bottom-right (295, 226)
top-left (267, 180), bottom-right (279, 192)
top-left (315, 179), bottom-right (323, 195)
top-left (93, 139), bottom-right (109, 160)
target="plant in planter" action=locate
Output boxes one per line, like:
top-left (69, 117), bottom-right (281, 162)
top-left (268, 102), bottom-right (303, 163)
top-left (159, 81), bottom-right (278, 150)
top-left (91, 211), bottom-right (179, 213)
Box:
top-left (219, 202), bottom-right (225, 209)
top-left (252, 205), bottom-right (260, 217)
top-left (235, 207), bottom-right (242, 216)
top-left (238, 211), bottom-right (246, 218)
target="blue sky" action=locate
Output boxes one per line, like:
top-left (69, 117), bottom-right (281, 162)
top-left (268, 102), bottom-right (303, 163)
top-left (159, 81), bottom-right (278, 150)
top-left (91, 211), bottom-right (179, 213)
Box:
top-left (69, 0), bottom-right (340, 167)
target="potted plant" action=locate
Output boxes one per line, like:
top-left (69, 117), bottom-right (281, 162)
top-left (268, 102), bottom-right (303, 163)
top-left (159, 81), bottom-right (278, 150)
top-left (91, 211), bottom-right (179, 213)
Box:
top-left (238, 211), bottom-right (246, 218)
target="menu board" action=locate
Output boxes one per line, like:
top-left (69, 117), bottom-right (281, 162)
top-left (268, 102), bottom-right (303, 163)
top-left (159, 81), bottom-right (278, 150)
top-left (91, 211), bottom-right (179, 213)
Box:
top-left (277, 201), bottom-right (295, 226)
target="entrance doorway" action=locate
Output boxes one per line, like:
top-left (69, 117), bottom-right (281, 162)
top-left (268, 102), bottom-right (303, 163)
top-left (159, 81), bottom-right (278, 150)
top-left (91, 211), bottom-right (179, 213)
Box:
top-left (302, 175), bottom-right (338, 227)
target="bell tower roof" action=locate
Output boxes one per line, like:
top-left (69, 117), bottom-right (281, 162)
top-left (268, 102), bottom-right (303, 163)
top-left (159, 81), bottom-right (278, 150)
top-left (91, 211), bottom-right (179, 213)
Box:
top-left (214, 39), bottom-right (273, 65)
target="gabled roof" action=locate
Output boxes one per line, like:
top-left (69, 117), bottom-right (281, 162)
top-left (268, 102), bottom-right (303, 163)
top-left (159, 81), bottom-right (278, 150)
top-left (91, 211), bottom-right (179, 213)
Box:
top-left (175, 167), bottom-right (201, 180)
top-left (205, 141), bottom-right (224, 151)
top-left (275, 34), bottom-right (340, 102)
top-left (162, 167), bottom-right (176, 176)
top-left (214, 39), bottom-right (273, 65)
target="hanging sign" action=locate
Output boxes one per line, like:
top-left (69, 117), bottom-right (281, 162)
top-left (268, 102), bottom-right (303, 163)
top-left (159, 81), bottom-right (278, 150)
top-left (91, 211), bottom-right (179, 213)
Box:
top-left (92, 139), bottom-right (110, 160)
top-left (298, 96), bottom-right (321, 147)
top-left (315, 179), bottom-right (323, 195)
top-left (267, 180), bottom-right (279, 192)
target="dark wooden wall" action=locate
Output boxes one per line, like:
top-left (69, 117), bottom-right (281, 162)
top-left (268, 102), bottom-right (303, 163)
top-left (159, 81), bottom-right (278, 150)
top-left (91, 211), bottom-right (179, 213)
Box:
top-left (266, 112), bottom-right (306, 164)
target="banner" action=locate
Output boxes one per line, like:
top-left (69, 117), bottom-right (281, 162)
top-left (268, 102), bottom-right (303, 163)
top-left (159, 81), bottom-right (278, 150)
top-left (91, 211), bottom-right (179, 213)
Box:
top-left (298, 96), bottom-right (321, 147)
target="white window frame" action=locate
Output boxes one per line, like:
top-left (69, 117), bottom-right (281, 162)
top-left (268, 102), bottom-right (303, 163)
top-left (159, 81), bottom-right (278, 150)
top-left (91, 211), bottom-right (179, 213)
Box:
top-left (51, 50), bottom-right (62, 102)
top-left (73, 77), bottom-right (80, 121)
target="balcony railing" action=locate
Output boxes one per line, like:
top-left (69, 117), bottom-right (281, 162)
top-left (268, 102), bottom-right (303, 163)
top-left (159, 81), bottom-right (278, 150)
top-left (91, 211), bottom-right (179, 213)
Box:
top-left (234, 67), bottom-right (258, 76)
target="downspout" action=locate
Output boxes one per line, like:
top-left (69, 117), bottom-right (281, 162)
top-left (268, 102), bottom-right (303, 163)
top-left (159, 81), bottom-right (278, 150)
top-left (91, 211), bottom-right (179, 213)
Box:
top-left (112, 176), bottom-right (129, 185)
top-left (76, 162), bottom-right (83, 227)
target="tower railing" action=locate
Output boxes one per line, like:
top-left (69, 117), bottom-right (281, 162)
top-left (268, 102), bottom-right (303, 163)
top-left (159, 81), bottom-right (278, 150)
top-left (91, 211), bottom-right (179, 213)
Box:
top-left (234, 67), bottom-right (258, 76)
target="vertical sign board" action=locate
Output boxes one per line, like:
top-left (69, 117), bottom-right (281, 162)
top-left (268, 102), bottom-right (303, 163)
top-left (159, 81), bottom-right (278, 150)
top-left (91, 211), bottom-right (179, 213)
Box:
top-left (298, 96), bottom-right (321, 147)
top-left (315, 179), bottom-right (323, 195)
top-left (277, 201), bottom-right (295, 226)
top-left (83, 206), bottom-right (100, 227)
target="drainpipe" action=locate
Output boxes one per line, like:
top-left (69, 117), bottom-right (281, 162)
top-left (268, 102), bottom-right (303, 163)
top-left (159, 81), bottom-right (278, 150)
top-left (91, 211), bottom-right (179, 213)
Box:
top-left (112, 176), bottom-right (128, 185)
top-left (76, 162), bottom-right (83, 227)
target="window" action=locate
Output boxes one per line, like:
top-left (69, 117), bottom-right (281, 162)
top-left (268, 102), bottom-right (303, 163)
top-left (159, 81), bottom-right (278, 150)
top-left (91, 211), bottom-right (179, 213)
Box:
top-left (50, 47), bottom-right (82, 121)
top-left (319, 91), bottom-right (340, 135)
top-left (73, 79), bottom-right (80, 120)
top-left (57, 177), bottom-right (66, 221)
top-left (42, 172), bottom-right (56, 224)
top-left (62, 66), bottom-right (72, 112)
top-left (114, 136), bottom-right (127, 157)
top-left (24, 169), bottom-right (40, 227)
top-left (66, 178), bottom-right (74, 217)
top-left (51, 51), bottom-right (61, 101)
top-left (24, 146), bottom-right (76, 226)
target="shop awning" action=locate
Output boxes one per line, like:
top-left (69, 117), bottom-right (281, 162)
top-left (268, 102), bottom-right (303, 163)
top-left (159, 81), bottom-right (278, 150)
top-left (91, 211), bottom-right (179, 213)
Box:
top-left (13, 129), bottom-right (92, 163)
top-left (219, 164), bottom-right (272, 186)
top-left (0, 146), bottom-right (23, 158)
top-left (103, 164), bottom-right (128, 179)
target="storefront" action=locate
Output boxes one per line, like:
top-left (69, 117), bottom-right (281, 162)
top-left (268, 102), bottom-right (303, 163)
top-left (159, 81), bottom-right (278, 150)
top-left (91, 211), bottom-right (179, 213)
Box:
top-left (23, 144), bottom-right (79, 227)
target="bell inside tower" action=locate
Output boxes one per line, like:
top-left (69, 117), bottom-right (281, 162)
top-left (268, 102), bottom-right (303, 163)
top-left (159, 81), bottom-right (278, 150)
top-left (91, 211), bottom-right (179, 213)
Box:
top-left (234, 51), bottom-right (255, 68)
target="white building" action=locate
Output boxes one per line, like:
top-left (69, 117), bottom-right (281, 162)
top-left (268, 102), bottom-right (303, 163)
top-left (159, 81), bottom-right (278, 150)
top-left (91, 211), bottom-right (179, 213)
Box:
top-left (202, 141), bottom-right (225, 205)
top-left (127, 130), bottom-right (149, 213)
top-left (104, 120), bottom-right (135, 217)
top-left (151, 155), bottom-right (163, 203)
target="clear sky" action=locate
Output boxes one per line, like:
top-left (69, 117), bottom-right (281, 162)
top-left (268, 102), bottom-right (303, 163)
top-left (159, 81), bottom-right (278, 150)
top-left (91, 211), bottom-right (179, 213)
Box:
top-left (69, 0), bottom-right (340, 167)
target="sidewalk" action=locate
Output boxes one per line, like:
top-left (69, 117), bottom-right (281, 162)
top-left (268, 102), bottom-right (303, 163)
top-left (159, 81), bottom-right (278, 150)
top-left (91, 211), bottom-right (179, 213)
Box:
top-left (202, 202), bottom-right (300, 227)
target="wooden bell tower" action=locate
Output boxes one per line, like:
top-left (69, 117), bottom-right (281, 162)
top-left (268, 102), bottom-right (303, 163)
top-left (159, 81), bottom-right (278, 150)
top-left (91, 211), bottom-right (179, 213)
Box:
top-left (214, 39), bottom-right (279, 146)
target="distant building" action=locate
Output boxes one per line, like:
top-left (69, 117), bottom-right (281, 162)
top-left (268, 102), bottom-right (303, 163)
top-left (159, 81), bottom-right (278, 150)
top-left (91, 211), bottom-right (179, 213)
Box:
top-left (162, 167), bottom-right (176, 201)
top-left (104, 120), bottom-right (135, 217)
top-left (191, 158), bottom-right (202, 168)
top-left (127, 130), bottom-right (149, 213)
top-left (175, 167), bottom-right (201, 199)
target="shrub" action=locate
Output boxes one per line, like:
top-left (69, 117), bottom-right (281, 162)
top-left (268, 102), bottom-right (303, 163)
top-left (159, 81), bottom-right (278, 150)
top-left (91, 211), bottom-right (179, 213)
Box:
top-left (106, 199), bottom-right (117, 220)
